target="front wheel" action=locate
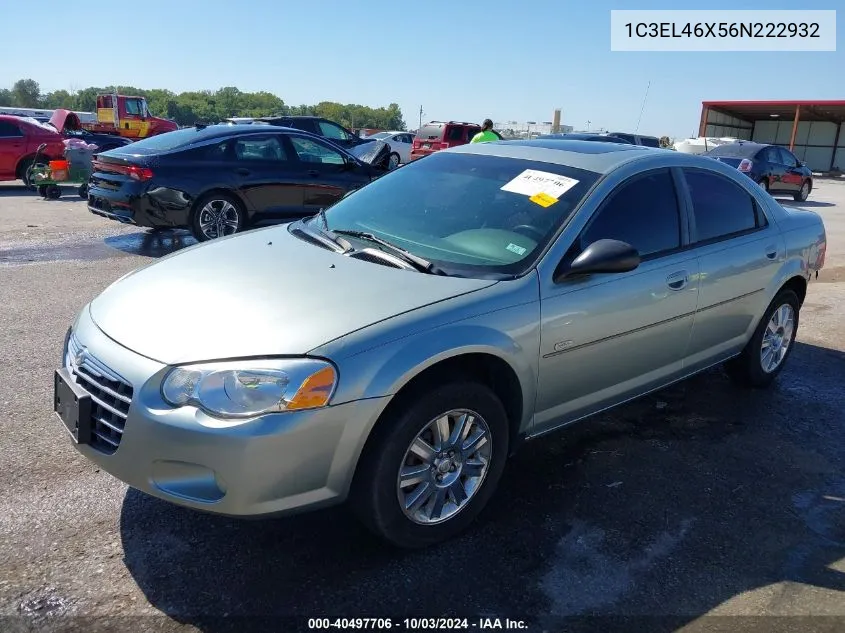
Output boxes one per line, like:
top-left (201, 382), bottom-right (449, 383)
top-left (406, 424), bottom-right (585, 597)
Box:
top-left (351, 381), bottom-right (509, 548)
top-left (387, 152), bottom-right (400, 170)
top-left (21, 158), bottom-right (47, 191)
top-left (725, 288), bottom-right (800, 388)
top-left (190, 193), bottom-right (245, 242)
top-left (46, 185), bottom-right (62, 200)
top-left (794, 179), bottom-right (811, 202)
top-left (78, 183), bottom-right (88, 198)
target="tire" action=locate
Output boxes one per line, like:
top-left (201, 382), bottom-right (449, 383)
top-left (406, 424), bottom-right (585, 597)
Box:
top-left (46, 185), bottom-right (62, 200)
top-left (725, 288), bottom-right (800, 388)
top-left (757, 178), bottom-right (769, 193)
top-left (351, 381), bottom-right (509, 549)
top-left (387, 152), bottom-right (400, 170)
top-left (20, 157), bottom-right (47, 191)
top-left (793, 179), bottom-right (811, 202)
top-left (78, 183), bottom-right (88, 198)
top-left (37, 185), bottom-right (48, 198)
top-left (190, 192), bottom-right (245, 242)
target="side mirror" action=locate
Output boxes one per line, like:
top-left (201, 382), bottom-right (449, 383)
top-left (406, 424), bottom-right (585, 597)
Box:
top-left (553, 238), bottom-right (640, 282)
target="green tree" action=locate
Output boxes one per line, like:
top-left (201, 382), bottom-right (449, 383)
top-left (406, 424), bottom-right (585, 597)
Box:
top-left (12, 79), bottom-right (40, 107)
top-left (0, 89), bottom-right (12, 107)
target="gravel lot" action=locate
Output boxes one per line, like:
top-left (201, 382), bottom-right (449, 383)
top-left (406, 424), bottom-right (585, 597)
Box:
top-left (1, 179), bottom-right (844, 633)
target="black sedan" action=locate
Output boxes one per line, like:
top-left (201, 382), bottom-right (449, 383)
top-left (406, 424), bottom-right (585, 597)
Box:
top-left (86, 124), bottom-right (391, 242)
top-left (702, 141), bottom-right (813, 202)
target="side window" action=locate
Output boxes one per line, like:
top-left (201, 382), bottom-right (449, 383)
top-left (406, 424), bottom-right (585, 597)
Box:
top-left (446, 126), bottom-right (465, 142)
top-left (185, 140), bottom-right (231, 161)
top-left (290, 136), bottom-right (345, 165)
top-left (124, 99), bottom-right (142, 116)
top-left (317, 121), bottom-right (349, 141)
top-left (580, 170), bottom-right (682, 258)
top-left (778, 147), bottom-right (798, 167)
top-left (683, 169), bottom-right (759, 243)
top-left (762, 147), bottom-right (781, 164)
top-left (233, 136), bottom-right (289, 162)
top-left (0, 121), bottom-right (23, 137)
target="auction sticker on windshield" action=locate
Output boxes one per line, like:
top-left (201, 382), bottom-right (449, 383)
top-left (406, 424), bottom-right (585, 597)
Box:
top-left (501, 169), bottom-right (579, 200)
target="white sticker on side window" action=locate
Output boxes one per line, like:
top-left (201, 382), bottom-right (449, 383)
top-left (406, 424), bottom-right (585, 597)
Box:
top-left (500, 169), bottom-right (579, 199)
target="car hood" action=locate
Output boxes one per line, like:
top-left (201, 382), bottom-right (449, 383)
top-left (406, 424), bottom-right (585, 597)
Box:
top-left (88, 226), bottom-right (497, 365)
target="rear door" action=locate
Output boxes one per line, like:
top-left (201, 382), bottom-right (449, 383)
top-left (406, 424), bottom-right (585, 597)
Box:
top-left (778, 147), bottom-right (805, 192)
top-left (680, 167), bottom-right (782, 371)
top-left (287, 134), bottom-right (370, 213)
top-left (230, 133), bottom-right (304, 218)
top-left (0, 120), bottom-right (25, 179)
top-left (761, 146), bottom-right (787, 192)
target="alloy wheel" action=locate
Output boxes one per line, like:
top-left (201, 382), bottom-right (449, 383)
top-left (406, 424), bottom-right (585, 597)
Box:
top-left (396, 409), bottom-right (493, 525)
top-left (761, 303), bottom-right (795, 373)
top-left (198, 199), bottom-right (240, 239)
top-left (388, 153), bottom-right (400, 170)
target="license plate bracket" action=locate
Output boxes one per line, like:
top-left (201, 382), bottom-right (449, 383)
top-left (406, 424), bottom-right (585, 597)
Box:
top-left (54, 368), bottom-right (91, 444)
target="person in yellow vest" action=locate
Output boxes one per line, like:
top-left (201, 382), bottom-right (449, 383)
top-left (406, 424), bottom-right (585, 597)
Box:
top-left (470, 119), bottom-right (500, 143)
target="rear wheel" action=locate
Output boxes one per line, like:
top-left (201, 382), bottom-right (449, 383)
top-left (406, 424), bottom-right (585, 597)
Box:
top-left (78, 183), bottom-right (88, 198)
top-left (351, 381), bottom-right (509, 548)
top-left (387, 152), bottom-right (400, 170)
top-left (794, 179), bottom-right (811, 202)
top-left (45, 185), bottom-right (62, 200)
top-left (190, 193), bottom-right (245, 242)
top-left (725, 288), bottom-right (800, 388)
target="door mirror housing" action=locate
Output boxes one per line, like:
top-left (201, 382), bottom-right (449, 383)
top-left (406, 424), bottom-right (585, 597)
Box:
top-left (554, 239), bottom-right (640, 282)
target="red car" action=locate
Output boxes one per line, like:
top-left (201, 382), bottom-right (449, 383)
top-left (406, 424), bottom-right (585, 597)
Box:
top-left (409, 121), bottom-right (482, 161)
top-left (0, 114), bottom-right (66, 186)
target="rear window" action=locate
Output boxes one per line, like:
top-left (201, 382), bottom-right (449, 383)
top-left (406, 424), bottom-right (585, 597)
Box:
top-left (704, 143), bottom-right (761, 159)
top-left (115, 127), bottom-right (210, 152)
top-left (638, 136), bottom-right (660, 148)
top-left (416, 124), bottom-right (445, 140)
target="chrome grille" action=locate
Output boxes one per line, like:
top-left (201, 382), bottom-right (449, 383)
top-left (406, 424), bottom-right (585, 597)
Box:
top-left (65, 334), bottom-right (133, 454)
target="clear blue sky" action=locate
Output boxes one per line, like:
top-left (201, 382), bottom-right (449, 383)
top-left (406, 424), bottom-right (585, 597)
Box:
top-left (0, 0), bottom-right (841, 138)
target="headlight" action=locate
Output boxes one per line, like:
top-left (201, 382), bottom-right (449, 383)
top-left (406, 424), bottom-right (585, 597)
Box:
top-left (161, 358), bottom-right (337, 419)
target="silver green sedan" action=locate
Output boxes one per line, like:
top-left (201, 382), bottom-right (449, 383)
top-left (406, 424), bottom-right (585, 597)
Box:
top-left (54, 139), bottom-right (827, 548)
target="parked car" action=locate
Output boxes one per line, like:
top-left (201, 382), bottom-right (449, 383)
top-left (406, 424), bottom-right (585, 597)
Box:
top-left (256, 115), bottom-right (373, 150)
top-left (702, 141), bottom-right (813, 202)
top-left (606, 131), bottom-right (661, 147)
top-left (55, 138), bottom-right (826, 548)
top-left (365, 130), bottom-right (415, 168)
top-left (410, 121), bottom-right (482, 161)
top-left (85, 124), bottom-right (391, 241)
top-left (0, 114), bottom-right (68, 186)
top-left (539, 132), bottom-right (633, 144)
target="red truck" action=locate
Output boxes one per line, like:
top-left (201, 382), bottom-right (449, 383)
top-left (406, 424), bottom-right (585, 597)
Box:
top-left (82, 93), bottom-right (178, 139)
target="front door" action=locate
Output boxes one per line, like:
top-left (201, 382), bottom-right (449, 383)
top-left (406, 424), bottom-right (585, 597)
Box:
top-left (288, 134), bottom-right (369, 213)
top-left (679, 167), bottom-right (783, 371)
top-left (535, 168), bottom-right (700, 433)
top-left (230, 134), bottom-right (304, 218)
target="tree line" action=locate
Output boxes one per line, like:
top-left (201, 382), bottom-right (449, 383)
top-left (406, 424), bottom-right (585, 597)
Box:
top-left (0, 79), bottom-right (406, 131)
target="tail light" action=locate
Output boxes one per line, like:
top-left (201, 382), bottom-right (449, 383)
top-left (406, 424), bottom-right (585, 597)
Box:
top-left (127, 165), bottom-right (154, 181)
top-left (738, 159), bottom-right (753, 172)
top-left (92, 160), bottom-right (153, 181)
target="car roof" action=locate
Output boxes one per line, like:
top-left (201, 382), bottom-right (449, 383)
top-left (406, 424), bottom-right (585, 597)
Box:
top-left (540, 133), bottom-right (631, 143)
top-left (445, 138), bottom-right (676, 174)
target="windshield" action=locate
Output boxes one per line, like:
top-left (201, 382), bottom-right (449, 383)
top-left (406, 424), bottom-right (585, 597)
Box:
top-left (318, 152), bottom-right (601, 278)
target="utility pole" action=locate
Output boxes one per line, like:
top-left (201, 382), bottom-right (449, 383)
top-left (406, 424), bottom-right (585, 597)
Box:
top-left (586, 120), bottom-right (591, 131)
top-left (419, 105), bottom-right (424, 129)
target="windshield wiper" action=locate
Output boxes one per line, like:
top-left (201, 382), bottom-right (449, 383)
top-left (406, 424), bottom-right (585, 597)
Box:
top-left (332, 229), bottom-right (444, 275)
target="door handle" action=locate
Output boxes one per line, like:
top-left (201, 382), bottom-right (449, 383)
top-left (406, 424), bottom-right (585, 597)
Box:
top-left (666, 270), bottom-right (689, 291)
top-left (235, 168), bottom-right (251, 176)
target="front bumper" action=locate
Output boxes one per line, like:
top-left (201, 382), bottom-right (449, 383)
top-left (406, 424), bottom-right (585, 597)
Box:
top-left (58, 307), bottom-right (390, 517)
